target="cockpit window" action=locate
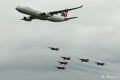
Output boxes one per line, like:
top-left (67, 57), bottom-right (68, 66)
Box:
top-left (25, 7), bottom-right (32, 9)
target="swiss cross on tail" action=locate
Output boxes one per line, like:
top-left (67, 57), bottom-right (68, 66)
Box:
top-left (61, 10), bottom-right (68, 17)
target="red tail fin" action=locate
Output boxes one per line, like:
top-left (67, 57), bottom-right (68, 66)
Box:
top-left (61, 10), bottom-right (68, 17)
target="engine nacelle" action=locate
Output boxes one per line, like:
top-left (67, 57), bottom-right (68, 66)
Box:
top-left (39, 12), bottom-right (51, 17)
top-left (21, 17), bottom-right (32, 21)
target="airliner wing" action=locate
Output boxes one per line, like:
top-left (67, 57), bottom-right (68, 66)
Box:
top-left (49, 5), bottom-right (83, 15)
top-left (29, 16), bottom-right (35, 19)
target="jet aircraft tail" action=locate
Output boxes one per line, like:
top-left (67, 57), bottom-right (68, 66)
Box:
top-left (61, 9), bottom-right (68, 17)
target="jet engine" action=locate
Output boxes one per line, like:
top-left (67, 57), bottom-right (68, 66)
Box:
top-left (39, 12), bottom-right (51, 17)
top-left (21, 17), bottom-right (32, 21)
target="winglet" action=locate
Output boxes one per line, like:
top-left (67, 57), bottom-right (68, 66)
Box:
top-left (80, 5), bottom-right (83, 8)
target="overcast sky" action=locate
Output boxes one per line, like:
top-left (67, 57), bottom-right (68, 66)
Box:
top-left (0, 0), bottom-right (120, 80)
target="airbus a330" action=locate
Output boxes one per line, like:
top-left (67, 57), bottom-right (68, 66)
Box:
top-left (15, 5), bottom-right (83, 22)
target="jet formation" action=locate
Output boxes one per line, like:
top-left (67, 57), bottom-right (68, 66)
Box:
top-left (48, 47), bottom-right (105, 70)
top-left (15, 4), bottom-right (109, 73)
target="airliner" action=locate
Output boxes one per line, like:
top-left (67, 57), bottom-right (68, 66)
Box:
top-left (15, 5), bottom-right (83, 22)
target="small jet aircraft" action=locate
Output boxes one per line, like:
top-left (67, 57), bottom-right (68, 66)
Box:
top-left (79, 58), bottom-right (89, 62)
top-left (15, 5), bottom-right (83, 22)
top-left (55, 66), bottom-right (65, 70)
top-left (95, 62), bottom-right (105, 66)
top-left (61, 56), bottom-right (71, 60)
top-left (48, 47), bottom-right (59, 51)
top-left (57, 61), bottom-right (68, 65)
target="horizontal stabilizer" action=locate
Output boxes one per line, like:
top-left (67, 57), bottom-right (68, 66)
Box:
top-left (65, 17), bottom-right (78, 20)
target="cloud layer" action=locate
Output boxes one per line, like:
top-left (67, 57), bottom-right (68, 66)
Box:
top-left (0, 0), bottom-right (120, 80)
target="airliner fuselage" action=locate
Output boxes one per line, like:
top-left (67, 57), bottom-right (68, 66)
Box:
top-left (16, 6), bottom-right (64, 22)
top-left (15, 5), bottom-right (83, 22)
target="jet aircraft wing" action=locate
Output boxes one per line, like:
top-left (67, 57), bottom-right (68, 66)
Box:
top-left (49, 5), bottom-right (83, 15)
top-left (29, 16), bottom-right (35, 19)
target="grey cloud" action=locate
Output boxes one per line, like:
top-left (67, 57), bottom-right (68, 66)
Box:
top-left (0, 0), bottom-right (120, 80)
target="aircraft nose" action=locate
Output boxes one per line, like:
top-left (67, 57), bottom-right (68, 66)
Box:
top-left (15, 6), bottom-right (20, 10)
top-left (15, 7), bottom-right (18, 10)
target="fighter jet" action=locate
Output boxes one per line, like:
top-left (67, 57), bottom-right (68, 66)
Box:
top-left (57, 61), bottom-right (68, 65)
top-left (55, 66), bottom-right (65, 70)
top-left (79, 58), bottom-right (89, 62)
top-left (61, 56), bottom-right (71, 60)
top-left (95, 62), bottom-right (105, 66)
top-left (48, 47), bottom-right (59, 51)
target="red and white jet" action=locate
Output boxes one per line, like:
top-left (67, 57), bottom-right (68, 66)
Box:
top-left (79, 58), bottom-right (89, 62)
top-left (95, 62), bottom-right (105, 66)
top-left (55, 66), bottom-right (65, 70)
top-left (61, 56), bottom-right (71, 60)
top-left (48, 47), bottom-right (59, 51)
top-left (57, 61), bottom-right (68, 65)
top-left (15, 5), bottom-right (83, 22)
